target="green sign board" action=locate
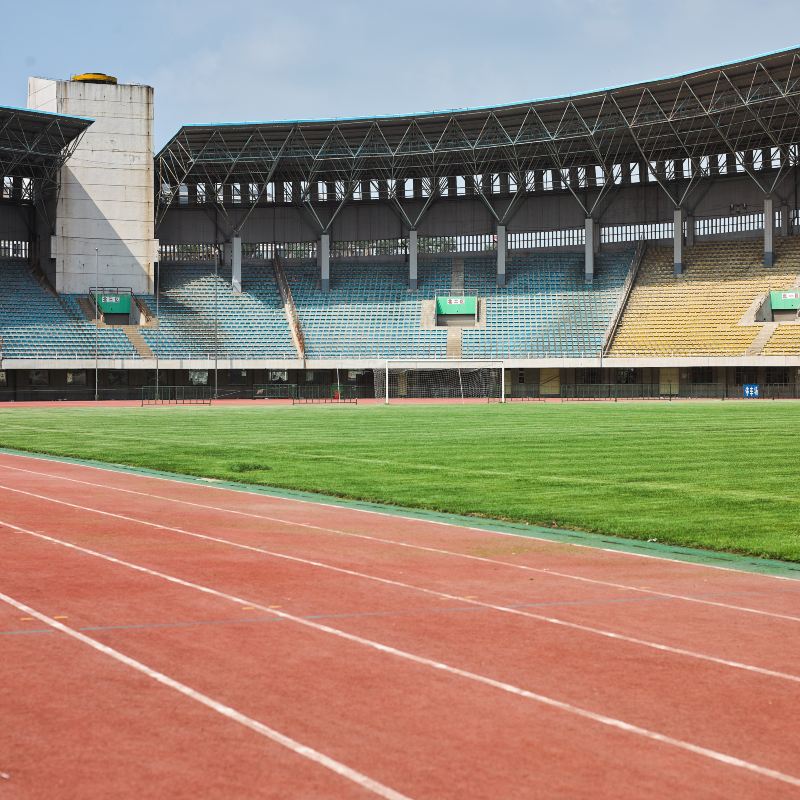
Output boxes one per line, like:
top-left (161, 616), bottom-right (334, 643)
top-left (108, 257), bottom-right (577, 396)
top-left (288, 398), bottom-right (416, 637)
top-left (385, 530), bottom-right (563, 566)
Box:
top-left (436, 296), bottom-right (477, 316)
top-left (93, 292), bottom-right (132, 314)
top-left (770, 290), bottom-right (800, 311)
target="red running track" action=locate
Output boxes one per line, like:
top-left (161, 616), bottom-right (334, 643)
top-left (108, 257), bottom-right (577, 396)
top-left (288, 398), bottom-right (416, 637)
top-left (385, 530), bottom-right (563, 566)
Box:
top-left (0, 451), bottom-right (799, 798)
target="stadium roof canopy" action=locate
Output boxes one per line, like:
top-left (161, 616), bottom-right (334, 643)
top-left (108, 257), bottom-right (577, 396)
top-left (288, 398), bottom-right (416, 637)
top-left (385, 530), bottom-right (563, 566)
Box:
top-left (0, 104), bottom-right (91, 193)
top-left (156, 47), bottom-right (800, 225)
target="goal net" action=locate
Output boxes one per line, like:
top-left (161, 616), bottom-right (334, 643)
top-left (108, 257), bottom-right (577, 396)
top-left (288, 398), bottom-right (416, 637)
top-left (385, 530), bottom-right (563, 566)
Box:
top-left (374, 361), bottom-right (504, 403)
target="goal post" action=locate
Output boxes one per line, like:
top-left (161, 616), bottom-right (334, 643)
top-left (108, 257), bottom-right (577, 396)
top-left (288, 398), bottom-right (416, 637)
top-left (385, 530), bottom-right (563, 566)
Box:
top-left (375, 360), bottom-right (505, 403)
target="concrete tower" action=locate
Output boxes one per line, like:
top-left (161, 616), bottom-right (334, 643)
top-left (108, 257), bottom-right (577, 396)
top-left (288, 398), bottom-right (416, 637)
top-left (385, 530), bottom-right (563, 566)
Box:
top-left (27, 73), bottom-right (157, 295)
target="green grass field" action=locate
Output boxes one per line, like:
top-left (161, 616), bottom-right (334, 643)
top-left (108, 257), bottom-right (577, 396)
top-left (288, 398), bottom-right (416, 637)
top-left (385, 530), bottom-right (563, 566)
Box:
top-left (0, 401), bottom-right (798, 561)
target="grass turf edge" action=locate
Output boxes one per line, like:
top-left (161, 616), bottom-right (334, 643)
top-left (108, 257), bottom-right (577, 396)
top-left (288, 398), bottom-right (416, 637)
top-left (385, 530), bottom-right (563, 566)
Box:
top-left (2, 445), bottom-right (799, 581)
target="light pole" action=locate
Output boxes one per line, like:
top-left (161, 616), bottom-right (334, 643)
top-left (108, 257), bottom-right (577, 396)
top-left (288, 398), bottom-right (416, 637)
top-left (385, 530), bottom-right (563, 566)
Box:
top-left (214, 255), bottom-right (219, 399)
top-left (94, 248), bottom-right (99, 401)
top-left (155, 260), bottom-right (159, 399)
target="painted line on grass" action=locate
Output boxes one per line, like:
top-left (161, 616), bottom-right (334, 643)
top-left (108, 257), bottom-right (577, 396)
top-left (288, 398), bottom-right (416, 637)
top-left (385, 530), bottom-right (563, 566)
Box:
top-left (1, 447), bottom-right (798, 581)
top-left (1, 520), bottom-right (798, 790)
top-left (0, 590), bottom-right (412, 800)
top-left (2, 507), bottom-right (798, 685)
top-left (1, 464), bottom-right (799, 626)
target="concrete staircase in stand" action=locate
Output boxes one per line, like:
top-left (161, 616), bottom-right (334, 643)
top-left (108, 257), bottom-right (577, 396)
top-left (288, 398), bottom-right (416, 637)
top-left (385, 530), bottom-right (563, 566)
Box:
top-left (122, 325), bottom-right (154, 358)
top-left (446, 256), bottom-right (465, 358)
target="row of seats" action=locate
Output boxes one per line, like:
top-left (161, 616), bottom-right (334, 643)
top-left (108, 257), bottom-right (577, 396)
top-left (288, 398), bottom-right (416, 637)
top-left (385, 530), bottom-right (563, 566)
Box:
top-left (608, 239), bottom-right (800, 356)
top-left (462, 250), bottom-right (633, 358)
top-left (5, 242), bottom-right (800, 361)
top-left (140, 264), bottom-right (297, 359)
top-left (0, 263), bottom-right (135, 358)
top-left (762, 323), bottom-right (800, 355)
top-left (286, 260), bottom-right (450, 359)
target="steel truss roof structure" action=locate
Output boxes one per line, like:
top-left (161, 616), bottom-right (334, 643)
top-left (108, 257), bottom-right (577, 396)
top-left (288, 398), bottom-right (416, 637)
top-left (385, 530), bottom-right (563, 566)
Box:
top-left (156, 47), bottom-right (800, 234)
top-left (0, 105), bottom-right (91, 198)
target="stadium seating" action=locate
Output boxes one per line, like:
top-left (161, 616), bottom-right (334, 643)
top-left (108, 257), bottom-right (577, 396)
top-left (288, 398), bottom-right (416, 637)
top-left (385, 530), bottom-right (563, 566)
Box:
top-left (0, 262), bottom-right (135, 358)
top-left (461, 249), bottom-right (633, 358)
top-left (608, 240), bottom-right (800, 357)
top-left (761, 323), bottom-right (800, 355)
top-left (286, 260), bottom-right (450, 359)
top-left (140, 264), bottom-right (297, 359)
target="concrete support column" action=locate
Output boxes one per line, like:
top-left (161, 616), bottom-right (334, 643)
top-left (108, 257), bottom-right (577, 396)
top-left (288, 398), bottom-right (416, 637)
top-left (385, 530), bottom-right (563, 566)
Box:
top-left (584, 218), bottom-right (597, 284)
top-left (319, 233), bottom-right (330, 292)
top-left (232, 235), bottom-right (242, 293)
top-left (496, 224), bottom-right (507, 287)
top-left (673, 208), bottom-right (685, 275)
top-left (764, 196), bottom-right (775, 266)
top-left (409, 229), bottom-right (418, 290)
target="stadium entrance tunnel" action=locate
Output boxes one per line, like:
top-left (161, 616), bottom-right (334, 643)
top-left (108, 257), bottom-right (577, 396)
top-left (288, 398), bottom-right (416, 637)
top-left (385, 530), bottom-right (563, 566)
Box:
top-left (754, 290), bottom-right (800, 323)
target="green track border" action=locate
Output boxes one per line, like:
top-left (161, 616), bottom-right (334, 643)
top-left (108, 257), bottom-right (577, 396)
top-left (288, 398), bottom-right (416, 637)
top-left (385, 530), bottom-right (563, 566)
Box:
top-left (2, 446), bottom-right (799, 580)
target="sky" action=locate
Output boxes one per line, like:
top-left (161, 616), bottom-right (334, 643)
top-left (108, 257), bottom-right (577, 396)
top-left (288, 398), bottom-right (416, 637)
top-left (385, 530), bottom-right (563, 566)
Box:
top-left (2, 0), bottom-right (800, 150)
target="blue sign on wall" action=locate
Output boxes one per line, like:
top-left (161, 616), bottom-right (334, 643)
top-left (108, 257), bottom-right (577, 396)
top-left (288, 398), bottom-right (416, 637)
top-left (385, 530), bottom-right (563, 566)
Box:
top-left (743, 384), bottom-right (760, 398)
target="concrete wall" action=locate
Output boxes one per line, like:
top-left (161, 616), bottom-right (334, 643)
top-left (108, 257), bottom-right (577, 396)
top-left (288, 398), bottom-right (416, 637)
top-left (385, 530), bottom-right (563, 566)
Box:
top-left (27, 77), bottom-right (157, 294)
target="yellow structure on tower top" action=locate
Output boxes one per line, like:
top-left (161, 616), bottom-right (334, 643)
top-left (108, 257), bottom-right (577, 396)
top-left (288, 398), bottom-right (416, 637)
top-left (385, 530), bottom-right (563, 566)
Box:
top-left (70, 73), bottom-right (117, 85)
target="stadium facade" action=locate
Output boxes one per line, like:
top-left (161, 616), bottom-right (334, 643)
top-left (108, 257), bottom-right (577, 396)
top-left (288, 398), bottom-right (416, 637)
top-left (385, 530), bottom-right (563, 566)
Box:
top-left (2, 50), bottom-right (800, 400)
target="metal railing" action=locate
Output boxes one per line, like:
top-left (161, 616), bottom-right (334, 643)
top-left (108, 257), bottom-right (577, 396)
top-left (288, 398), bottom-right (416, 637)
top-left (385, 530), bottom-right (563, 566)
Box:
top-left (291, 384), bottom-right (359, 404)
top-left (601, 240), bottom-right (645, 355)
top-left (273, 253), bottom-right (305, 359)
top-left (141, 386), bottom-right (212, 405)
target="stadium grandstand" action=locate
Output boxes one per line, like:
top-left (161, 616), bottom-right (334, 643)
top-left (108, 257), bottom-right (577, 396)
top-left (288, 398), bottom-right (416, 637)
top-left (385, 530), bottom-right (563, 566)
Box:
top-left (2, 50), bottom-right (800, 401)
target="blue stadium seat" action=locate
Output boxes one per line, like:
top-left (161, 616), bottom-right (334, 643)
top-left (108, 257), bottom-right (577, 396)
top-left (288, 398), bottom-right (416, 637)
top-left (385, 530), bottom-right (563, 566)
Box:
top-left (140, 264), bottom-right (296, 359)
top-left (462, 250), bottom-right (632, 358)
top-left (0, 262), bottom-right (136, 358)
top-left (287, 260), bottom-right (449, 359)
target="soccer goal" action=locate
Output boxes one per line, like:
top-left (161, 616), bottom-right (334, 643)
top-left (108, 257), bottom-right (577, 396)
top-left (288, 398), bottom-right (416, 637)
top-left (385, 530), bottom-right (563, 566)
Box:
top-left (374, 360), bottom-right (505, 403)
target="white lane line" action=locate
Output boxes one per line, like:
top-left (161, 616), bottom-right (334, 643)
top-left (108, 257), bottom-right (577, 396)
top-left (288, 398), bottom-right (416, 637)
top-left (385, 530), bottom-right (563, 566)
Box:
top-left (2, 512), bottom-right (797, 686)
top-left (2, 450), bottom-right (798, 583)
top-left (0, 470), bottom-right (798, 625)
top-left (0, 591), bottom-right (412, 800)
top-left (1, 524), bottom-right (798, 790)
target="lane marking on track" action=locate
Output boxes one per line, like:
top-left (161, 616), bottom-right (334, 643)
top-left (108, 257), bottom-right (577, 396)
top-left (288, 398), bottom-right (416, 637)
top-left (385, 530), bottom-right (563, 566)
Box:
top-left (1, 522), bottom-right (798, 790)
top-left (0, 456), bottom-right (800, 622)
top-left (0, 590), bottom-right (412, 800)
top-left (0, 473), bottom-right (798, 627)
top-left (0, 494), bottom-right (798, 685)
top-left (2, 452), bottom-right (798, 583)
